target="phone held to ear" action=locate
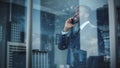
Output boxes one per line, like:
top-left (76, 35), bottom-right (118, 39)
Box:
top-left (70, 15), bottom-right (79, 24)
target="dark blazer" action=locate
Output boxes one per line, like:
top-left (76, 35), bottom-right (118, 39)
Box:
top-left (57, 22), bottom-right (104, 67)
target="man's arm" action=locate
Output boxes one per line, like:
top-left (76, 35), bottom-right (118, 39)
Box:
top-left (57, 33), bottom-right (69, 50)
top-left (57, 18), bottom-right (75, 50)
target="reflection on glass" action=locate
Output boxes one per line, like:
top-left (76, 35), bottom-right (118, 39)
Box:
top-left (0, 0), bottom-right (112, 68)
top-left (0, 0), bottom-right (26, 68)
top-left (115, 0), bottom-right (120, 68)
top-left (80, 4), bottom-right (110, 68)
top-left (32, 0), bottom-right (80, 68)
top-left (79, 1), bottom-right (110, 68)
top-left (57, 0), bottom-right (110, 68)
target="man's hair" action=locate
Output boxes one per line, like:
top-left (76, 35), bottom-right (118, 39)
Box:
top-left (76, 5), bottom-right (92, 14)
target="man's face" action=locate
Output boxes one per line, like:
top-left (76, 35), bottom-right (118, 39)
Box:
top-left (72, 8), bottom-right (79, 23)
top-left (74, 6), bottom-right (89, 22)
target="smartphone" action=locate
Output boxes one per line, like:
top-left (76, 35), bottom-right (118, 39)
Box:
top-left (70, 15), bottom-right (79, 24)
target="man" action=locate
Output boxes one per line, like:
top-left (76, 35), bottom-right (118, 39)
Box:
top-left (58, 5), bottom-right (104, 68)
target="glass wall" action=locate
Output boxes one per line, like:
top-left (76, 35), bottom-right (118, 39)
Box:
top-left (33, 0), bottom-right (110, 68)
top-left (115, 0), bottom-right (120, 68)
top-left (0, 0), bottom-right (27, 68)
top-left (79, 0), bottom-right (110, 68)
top-left (0, 0), bottom-right (118, 68)
top-left (0, 1), bottom-right (9, 68)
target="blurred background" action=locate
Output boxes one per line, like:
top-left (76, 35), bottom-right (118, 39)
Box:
top-left (0, 0), bottom-right (120, 68)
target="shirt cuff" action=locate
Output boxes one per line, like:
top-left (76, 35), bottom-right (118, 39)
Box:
top-left (61, 31), bottom-right (68, 35)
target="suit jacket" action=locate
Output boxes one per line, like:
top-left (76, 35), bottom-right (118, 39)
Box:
top-left (57, 22), bottom-right (104, 67)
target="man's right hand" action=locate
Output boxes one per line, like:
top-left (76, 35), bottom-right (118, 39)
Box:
top-left (63, 18), bottom-right (75, 32)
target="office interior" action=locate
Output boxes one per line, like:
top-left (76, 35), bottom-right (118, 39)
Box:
top-left (0, 0), bottom-right (120, 68)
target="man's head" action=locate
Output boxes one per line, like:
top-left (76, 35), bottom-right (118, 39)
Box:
top-left (74, 5), bottom-right (91, 23)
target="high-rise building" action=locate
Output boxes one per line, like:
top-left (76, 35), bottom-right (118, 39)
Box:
top-left (0, 1), bottom-right (26, 68)
top-left (40, 11), bottom-right (56, 68)
top-left (32, 49), bottom-right (48, 68)
top-left (96, 5), bottom-right (109, 56)
top-left (0, 1), bottom-right (11, 68)
top-left (7, 42), bottom-right (26, 68)
top-left (10, 22), bottom-right (24, 42)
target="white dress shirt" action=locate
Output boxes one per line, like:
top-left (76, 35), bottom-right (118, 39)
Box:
top-left (61, 21), bottom-right (91, 34)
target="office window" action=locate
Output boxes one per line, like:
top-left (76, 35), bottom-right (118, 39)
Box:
top-left (0, 0), bottom-right (26, 68)
top-left (32, 0), bottom-right (111, 68)
top-left (0, 0), bottom-right (118, 68)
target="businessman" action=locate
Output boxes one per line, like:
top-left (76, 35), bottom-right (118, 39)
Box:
top-left (58, 5), bottom-right (104, 68)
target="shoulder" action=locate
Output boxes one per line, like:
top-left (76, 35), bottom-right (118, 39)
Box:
top-left (89, 23), bottom-right (97, 28)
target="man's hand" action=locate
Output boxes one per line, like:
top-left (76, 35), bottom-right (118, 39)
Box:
top-left (63, 18), bottom-right (75, 32)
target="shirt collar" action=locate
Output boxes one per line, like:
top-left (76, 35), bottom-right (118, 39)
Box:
top-left (80, 21), bottom-right (90, 30)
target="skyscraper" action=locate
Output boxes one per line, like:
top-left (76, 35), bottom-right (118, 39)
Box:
top-left (0, 1), bottom-right (26, 68)
top-left (96, 5), bottom-right (109, 56)
top-left (7, 42), bottom-right (26, 68)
